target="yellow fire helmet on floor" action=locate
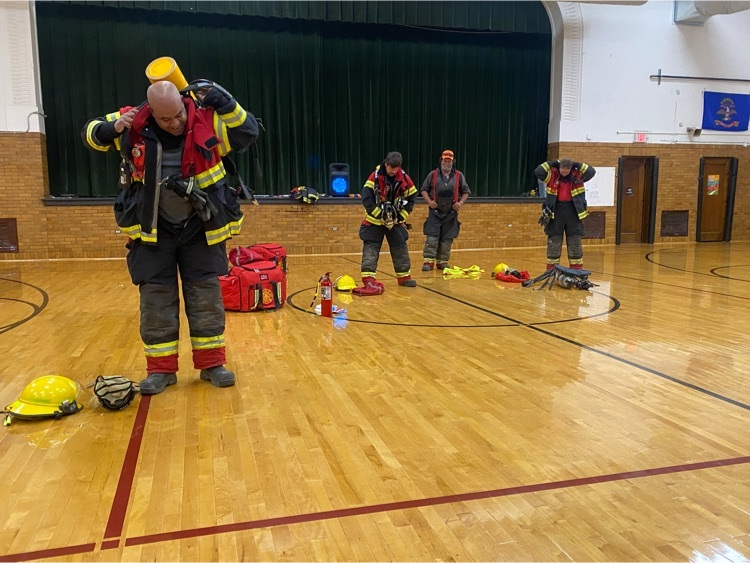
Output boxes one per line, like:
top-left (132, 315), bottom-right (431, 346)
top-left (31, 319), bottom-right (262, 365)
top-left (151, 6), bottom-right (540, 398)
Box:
top-left (4, 375), bottom-right (83, 426)
top-left (334, 274), bottom-right (357, 292)
top-left (493, 263), bottom-right (510, 276)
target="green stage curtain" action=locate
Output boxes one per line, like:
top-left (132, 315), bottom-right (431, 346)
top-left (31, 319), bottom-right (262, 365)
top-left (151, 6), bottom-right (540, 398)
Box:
top-left (37, 2), bottom-right (550, 197)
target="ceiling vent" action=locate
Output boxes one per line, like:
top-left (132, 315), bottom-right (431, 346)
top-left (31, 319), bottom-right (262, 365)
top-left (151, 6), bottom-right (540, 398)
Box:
top-left (674, 0), bottom-right (750, 25)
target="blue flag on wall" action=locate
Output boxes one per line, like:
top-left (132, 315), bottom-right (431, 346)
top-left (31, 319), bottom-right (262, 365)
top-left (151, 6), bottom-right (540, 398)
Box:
top-left (702, 91), bottom-right (750, 131)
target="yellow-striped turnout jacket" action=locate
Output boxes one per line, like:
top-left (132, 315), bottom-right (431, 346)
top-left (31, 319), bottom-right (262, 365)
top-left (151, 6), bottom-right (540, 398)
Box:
top-left (82, 96), bottom-right (257, 245)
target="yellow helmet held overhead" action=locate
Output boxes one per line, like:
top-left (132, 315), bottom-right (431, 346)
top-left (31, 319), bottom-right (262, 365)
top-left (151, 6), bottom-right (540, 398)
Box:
top-left (493, 263), bottom-right (509, 276)
top-left (334, 275), bottom-right (357, 292)
top-left (4, 375), bottom-right (83, 425)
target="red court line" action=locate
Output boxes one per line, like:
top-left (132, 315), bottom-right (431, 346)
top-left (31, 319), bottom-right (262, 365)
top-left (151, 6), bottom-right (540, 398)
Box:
top-left (125, 454), bottom-right (750, 547)
top-left (0, 543), bottom-right (96, 562)
top-left (103, 394), bottom-right (151, 539)
top-left (100, 539), bottom-right (121, 550)
top-left (4, 454), bottom-right (749, 560)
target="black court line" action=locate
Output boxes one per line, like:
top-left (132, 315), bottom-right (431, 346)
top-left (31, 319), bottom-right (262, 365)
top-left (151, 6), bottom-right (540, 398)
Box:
top-left (647, 249), bottom-right (750, 282)
top-left (710, 265), bottom-right (750, 281)
top-left (0, 279), bottom-right (49, 335)
top-left (309, 255), bottom-right (750, 413)
top-left (287, 286), bottom-right (619, 327)
top-left (579, 269), bottom-right (750, 301)
top-left (422, 285), bottom-right (750, 413)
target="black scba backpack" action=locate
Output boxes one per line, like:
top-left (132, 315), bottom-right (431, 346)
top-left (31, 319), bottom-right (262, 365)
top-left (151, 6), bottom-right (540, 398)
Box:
top-left (522, 264), bottom-right (597, 291)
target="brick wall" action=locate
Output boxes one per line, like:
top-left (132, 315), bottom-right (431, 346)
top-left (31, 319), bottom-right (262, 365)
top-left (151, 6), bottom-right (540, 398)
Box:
top-left (0, 133), bottom-right (50, 258)
top-left (552, 142), bottom-right (750, 243)
top-left (1, 135), bottom-right (747, 260)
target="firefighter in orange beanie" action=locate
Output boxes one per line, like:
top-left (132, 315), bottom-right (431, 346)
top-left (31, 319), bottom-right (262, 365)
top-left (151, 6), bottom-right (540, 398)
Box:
top-left (82, 80), bottom-right (258, 394)
top-left (420, 149), bottom-right (470, 271)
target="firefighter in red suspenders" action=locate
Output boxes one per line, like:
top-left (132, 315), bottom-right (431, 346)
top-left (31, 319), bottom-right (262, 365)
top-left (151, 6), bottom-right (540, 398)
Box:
top-left (420, 150), bottom-right (471, 271)
top-left (82, 79), bottom-right (259, 395)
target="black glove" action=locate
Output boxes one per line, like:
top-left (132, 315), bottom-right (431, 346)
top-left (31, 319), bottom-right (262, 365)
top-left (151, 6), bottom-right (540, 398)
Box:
top-left (183, 80), bottom-right (233, 109)
top-left (202, 86), bottom-right (232, 110)
top-left (163, 175), bottom-right (218, 221)
top-left (538, 204), bottom-right (553, 227)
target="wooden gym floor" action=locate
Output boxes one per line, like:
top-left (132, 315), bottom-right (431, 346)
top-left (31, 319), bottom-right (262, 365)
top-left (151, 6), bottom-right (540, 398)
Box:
top-left (1, 242), bottom-right (749, 562)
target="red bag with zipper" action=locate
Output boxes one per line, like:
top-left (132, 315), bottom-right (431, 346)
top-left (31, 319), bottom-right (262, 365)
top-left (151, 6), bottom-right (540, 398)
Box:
top-left (247, 243), bottom-right (287, 272)
top-left (219, 260), bottom-right (286, 312)
top-left (227, 243), bottom-right (288, 273)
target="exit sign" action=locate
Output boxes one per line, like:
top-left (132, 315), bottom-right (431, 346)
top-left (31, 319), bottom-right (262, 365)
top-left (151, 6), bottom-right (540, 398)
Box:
top-left (634, 132), bottom-right (648, 143)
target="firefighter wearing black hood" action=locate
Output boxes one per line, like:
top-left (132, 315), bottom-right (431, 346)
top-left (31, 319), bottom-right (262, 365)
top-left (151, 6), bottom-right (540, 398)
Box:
top-left (534, 157), bottom-right (596, 271)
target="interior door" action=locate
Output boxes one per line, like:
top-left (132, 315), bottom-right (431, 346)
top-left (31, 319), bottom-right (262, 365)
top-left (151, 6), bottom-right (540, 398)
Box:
top-left (619, 159), bottom-right (644, 243)
top-left (617, 157), bottom-right (656, 244)
top-left (697, 158), bottom-right (732, 242)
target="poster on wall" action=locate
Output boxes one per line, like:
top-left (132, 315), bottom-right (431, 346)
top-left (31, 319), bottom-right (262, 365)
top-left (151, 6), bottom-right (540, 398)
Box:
top-left (584, 167), bottom-right (615, 207)
top-left (707, 175), bottom-right (720, 196)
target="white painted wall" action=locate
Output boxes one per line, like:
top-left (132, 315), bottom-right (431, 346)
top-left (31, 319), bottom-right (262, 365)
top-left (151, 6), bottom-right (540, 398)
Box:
top-left (0, 1), bottom-right (43, 133)
top-left (1, 0), bottom-right (749, 144)
top-left (559, 0), bottom-right (750, 144)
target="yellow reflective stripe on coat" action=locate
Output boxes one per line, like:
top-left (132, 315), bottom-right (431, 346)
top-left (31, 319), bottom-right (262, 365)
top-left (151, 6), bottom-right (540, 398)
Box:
top-left (403, 185), bottom-right (417, 198)
top-left (364, 180), bottom-right (375, 189)
top-left (398, 209), bottom-right (409, 220)
top-left (577, 209), bottom-right (590, 220)
top-left (191, 335), bottom-right (225, 350)
top-left (205, 215), bottom-right (243, 245)
top-left (212, 113), bottom-right (231, 156)
top-left (540, 162), bottom-right (552, 183)
top-left (217, 103), bottom-right (247, 128)
top-left (364, 213), bottom-right (384, 225)
top-left (571, 186), bottom-right (586, 198)
top-left (144, 340), bottom-right (179, 357)
top-left (86, 120), bottom-right (110, 152)
top-left (118, 224), bottom-right (158, 244)
top-left (195, 162), bottom-right (226, 188)
top-left (105, 112), bottom-right (122, 152)
top-left (579, 163), bottom-right (590, 175)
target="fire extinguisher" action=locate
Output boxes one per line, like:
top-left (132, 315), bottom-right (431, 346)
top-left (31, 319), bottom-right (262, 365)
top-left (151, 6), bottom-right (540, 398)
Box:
top-left (319, 272), bottom-right (333, 317)
top-left (310, 272), bottom-right (333, 317)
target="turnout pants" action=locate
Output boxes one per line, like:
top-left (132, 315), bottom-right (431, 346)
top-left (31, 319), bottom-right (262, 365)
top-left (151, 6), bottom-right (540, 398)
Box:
top-left (359, 222), bottom-right (411, 278)
top-left (422, 210), bottom-right (460, 264)
top-left (126, 215), bottom-right (229, 374)
top-left (544, 201), bottom-right (584, 268)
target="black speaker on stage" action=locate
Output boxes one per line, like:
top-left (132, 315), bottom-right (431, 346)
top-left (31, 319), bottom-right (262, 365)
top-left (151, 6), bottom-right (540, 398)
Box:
top-left (328, 163), bottom-right (350, 197)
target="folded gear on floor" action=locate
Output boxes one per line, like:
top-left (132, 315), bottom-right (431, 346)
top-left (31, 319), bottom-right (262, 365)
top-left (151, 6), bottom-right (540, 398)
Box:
top-left (521, 264), bottom-right (597, 290)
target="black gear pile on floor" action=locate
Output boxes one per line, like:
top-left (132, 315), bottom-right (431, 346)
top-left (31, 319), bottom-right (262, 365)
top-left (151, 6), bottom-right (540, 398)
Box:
top-left (522, 264), bottom-right (597, 291)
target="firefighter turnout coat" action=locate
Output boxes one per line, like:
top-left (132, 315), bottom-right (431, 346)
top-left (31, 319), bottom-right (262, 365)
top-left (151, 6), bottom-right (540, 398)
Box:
top-left (82, 94), bottom-right (258, 245)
